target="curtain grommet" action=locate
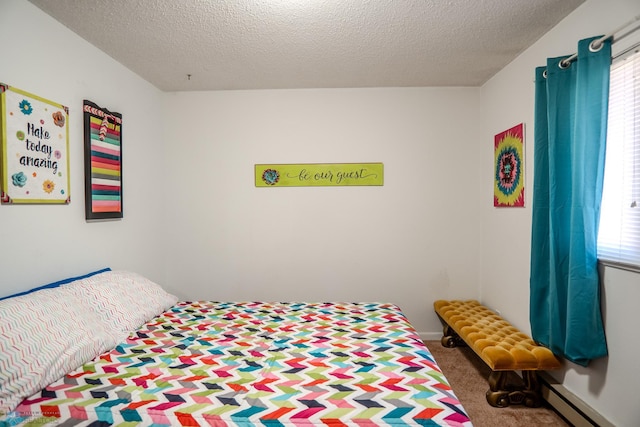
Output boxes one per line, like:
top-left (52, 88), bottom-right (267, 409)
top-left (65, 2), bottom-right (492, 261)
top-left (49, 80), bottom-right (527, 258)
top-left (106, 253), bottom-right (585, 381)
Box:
top-left (542, 69), bottom-right (548, 78)
top-left (590, 40), bottom-right (604, 52)
top-left (559, 59), bottom-right (571, 69)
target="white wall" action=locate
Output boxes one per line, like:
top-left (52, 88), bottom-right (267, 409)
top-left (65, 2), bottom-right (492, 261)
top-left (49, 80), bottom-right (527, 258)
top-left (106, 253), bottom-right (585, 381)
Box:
top-left (480, 0), bottom-right (640, 425)
top-left (161, 88), bottom-right (482, 336)
top-left (1, 2), bottom-right (483, 336)
top-left (5, 0), bottom-right (638, 424)
top-left (0, 0), bottom-right (167, 295)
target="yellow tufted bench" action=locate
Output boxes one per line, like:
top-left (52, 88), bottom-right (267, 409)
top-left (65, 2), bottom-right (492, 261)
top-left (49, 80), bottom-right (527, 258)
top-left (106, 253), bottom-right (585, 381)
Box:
top-left (433, 299), bottom-right (561, 408)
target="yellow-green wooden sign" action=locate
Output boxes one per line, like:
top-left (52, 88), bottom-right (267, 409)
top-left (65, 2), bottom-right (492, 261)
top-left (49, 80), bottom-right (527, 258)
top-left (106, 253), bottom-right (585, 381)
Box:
top-left (255, 163), bottom-right (383, 187)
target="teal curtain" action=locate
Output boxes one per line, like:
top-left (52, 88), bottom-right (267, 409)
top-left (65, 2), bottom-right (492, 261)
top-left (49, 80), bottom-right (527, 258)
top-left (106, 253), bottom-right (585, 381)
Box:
top-left (530, 36), bottom-right (610, 366)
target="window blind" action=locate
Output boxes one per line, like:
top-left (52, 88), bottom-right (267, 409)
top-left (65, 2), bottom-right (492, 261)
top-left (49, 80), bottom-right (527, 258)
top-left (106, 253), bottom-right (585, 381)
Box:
top-left (597, 47), bottom-right (640, 268)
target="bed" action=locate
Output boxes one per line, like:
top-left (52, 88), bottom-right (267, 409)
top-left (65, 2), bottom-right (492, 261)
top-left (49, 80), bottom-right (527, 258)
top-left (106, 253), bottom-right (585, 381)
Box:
top-left (0, 270), bottom-right (472, 426)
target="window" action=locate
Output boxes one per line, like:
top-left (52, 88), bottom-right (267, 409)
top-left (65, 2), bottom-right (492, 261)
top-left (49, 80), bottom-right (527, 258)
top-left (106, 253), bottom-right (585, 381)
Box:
top-left (597, 46), bottom-right (640, 269)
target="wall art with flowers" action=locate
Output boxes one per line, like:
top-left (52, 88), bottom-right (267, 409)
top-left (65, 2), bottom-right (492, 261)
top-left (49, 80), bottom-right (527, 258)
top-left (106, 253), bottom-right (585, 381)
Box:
top-left (0, 83), bottom-right (70, 204)
top-left (494, 123), bottom-right (525, 207)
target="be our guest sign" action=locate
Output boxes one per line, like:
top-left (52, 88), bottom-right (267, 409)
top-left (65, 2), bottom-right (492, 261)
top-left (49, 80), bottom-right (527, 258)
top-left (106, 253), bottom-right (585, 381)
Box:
top-left (255, 163), bottom-right (384, 187)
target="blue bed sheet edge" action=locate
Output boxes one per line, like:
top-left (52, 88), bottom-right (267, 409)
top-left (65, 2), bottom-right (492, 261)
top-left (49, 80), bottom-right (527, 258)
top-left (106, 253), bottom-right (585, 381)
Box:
top-left (0, 267), bottom-right (111, 301)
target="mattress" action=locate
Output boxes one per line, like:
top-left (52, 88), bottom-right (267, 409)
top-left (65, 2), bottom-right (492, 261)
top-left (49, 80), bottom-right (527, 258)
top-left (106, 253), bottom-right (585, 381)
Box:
top-left (8, 301), bottom-right (472, 426)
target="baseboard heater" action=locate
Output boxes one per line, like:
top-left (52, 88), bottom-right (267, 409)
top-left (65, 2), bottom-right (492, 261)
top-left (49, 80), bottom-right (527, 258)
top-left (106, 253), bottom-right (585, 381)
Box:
top-left (539, 372), bottom-right (614, 427)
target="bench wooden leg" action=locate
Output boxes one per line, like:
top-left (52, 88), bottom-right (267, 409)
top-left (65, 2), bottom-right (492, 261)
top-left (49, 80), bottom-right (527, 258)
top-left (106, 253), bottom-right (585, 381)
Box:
top-left (486, 370), bottom-right (543, 408)
top-left (440, 324), bottom-right (467, 348)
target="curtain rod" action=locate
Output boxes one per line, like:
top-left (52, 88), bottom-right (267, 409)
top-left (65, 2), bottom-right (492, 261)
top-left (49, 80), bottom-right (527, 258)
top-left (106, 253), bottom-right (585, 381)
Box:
top-left (560, 14), bottom-right (640, 67)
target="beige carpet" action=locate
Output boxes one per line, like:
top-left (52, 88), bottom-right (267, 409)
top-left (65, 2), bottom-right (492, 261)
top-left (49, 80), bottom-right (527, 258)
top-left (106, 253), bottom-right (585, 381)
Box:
top-left (424, 340), bottom-right (570, 427)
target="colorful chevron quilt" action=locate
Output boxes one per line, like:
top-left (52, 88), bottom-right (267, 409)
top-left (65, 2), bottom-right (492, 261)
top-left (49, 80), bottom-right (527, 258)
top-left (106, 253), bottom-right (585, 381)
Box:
top-left (6, 302), bottom-right (472, 426)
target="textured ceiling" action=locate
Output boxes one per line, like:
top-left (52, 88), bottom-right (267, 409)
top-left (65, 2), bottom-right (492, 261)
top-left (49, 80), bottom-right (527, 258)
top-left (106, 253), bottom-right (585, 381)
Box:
top-left (28, 0), bottom-right (584, 92)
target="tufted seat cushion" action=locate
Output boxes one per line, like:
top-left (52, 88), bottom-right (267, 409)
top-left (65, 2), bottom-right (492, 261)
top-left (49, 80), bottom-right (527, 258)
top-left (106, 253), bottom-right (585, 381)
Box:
top-left (434, 300), bottom-right (561, 371)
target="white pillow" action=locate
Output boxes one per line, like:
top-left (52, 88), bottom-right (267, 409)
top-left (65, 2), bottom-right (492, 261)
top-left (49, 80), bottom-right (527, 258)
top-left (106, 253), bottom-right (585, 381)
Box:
top-left (66, 270), bottom-right (178, 335)
top-left (0, 286), bottom-right (121, 414)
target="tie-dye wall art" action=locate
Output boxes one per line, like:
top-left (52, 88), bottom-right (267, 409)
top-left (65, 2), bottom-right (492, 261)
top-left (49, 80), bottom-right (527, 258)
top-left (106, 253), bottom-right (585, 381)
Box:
top-left (494, 123), bottom-right (525, 207)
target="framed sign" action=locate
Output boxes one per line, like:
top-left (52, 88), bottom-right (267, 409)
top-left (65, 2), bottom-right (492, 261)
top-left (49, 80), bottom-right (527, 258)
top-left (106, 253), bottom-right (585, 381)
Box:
top-left (255, 163), bottom-right (384, 187)
top-left (83, 100), bottom-right (122, 220)
top-left (494, 123), bottom-right (525, 207)
top-left (0, 84), bottom-right (70, 204)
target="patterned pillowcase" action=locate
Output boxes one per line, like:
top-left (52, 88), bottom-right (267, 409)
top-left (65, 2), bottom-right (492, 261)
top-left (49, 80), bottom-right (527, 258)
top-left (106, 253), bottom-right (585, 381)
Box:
top-left (66, 270), bottom-right (178, 335)
top-left (0, 286), bottom-right (122, 414)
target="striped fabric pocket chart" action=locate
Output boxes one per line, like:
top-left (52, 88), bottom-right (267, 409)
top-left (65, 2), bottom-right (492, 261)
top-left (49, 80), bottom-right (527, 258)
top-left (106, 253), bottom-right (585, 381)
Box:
top-left (83, 100), bottom-right (122, 219)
